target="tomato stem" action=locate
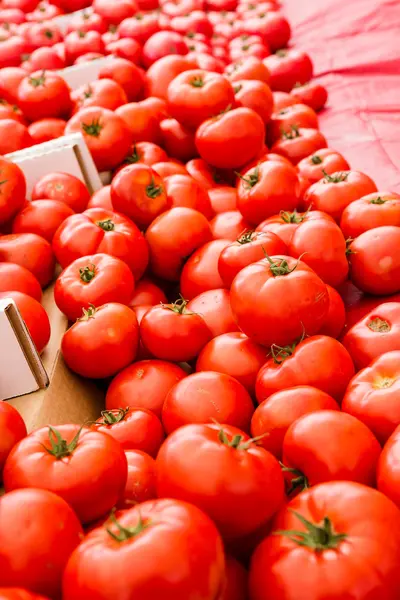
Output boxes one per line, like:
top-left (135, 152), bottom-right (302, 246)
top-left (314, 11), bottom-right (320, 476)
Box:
top-left (146, 177), bottom-right (163, 199)
top-left (125, 145), bottom-right (140, 164)
top-left (279, 207), bottom-right (310, 224)
top-left (274, 510), bottom-right (347, 551)
top-left (264, 254), bottom-right (299, 277)
top-left (44, 425), bottom-right (83, 460)
top-left (270, 341), bottom-right (297, 364)
top-left (29, 70), bottom-right (46, 88)
top-left (367, 317), bottom-right (391, 333)
top-left (281, 124), bottom-right (300, 140)
top-left (310, 154), bottom-right (323, 165)
top-left (82, 118), bottom-right (103, 138)
top-left (370, 196), bottom-right (386, 205)
top-left (97, 218), bottom-right (115, 231)
top-left (97, 408), bottom-right (129, 425)
top-left (106, 510), bottom-right (149, 543)
top-left (79, 263), bottom-right (96, 283)
top-left (190, 76), bottom-right (205, 88)
top-left (164, 295), bottom-right (194, 315)
top-left (236, 164), bottom-right (260, 188)
top-left (237, 229), bottom-right (255, 244)
top-left (322, 169), bottom-right (349, 183)
top-left (78, 303), bottom-right (97, 321)
top-left (280, 462), bottom-right (309, 495)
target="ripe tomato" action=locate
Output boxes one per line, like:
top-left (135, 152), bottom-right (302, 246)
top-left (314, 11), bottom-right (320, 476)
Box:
top-left (129, 278), bottom-right (167, 307)
top-left (63, 498), bottom-right (225, 600)
top-left (61, 303), bottom-right (139, 378)
top-left (64, 30), bottom-right (104, 64)
top-left (196, 332), bottom-right (266, 394)
top-left (348, 226), bottom-right (400, 295)
top-left (233, 79), bottom-right (273, 123)
top-left (187, 288), bottom-right (239, 338)
top-left (180, 239), bottom-right (229, 300)
top-left (338, 280), bottom-right (400, 333)
top-left (230, 256), bottom-right (329, 347)
top-left (93, 407), bottom-right (164, 457)
top-left (92, 0), bottom-right (137, 24)
top-left (157, 423), bottom-right (285, 539)
top-left (218, 556), bottom-right (248, 600)
top-left (142, 31), bottom-right (188, 69)
top-left (31, 172), bottom-right (90, 213)
top-left (98, 57), bottom-right (143, 102)
top-left (17, 70), bottom-right (71, 121)
top-left (249, 481), bottom-right (400, 600)
top-left (0, 159), bottom-right (26, 226)
top-left (0, 589), bottom-right (50, 600)
top-left (116, 449), bottom-right (157, 509)
top-left (251, 386), bottom-right (339, 459)
top-left (65, 107), bottom-right (132, 172)
top-left (378, 425), bottom-right (400, 508)
top-left (115, 102), bottom-right (161, 145)
top-left (297, 148), bottom-right (350, 185)
top-left (86, 185), bottom-right (113, 211)
top-left (264, 49), bottom-right (312, 92)
top-left (140, 297), bottom-right (211, 362)
top-left (340, 191), bottom-right (400, 238)
top-left (0, 119), bottom-right (32, 154)
top-left (271, 126), bottom-right (327, 165)
top-left (211, 210), bottom-right (250, 239)
top-left (0, 262), bottom-right (41, 301)
top-left (291, 80), bottom-right (328, 111)
top-left (186, 157), bottom-right (232, 189)
top-left (196, 107), bottom-right (265, 169)
top-left (12, 200), bottom-right (74, 243)
top-left (0, 402), bottom-right (26, 479)
top-left (159, 117), bottom-right (197, 162)
top-left (162, 371), bottom-right (254, 434)
top-left (54, 253), bottom-right (134, 322)
top-left (144, 55), bottom-right (195, 100)
top-left (118, 12), bottom-right (160, 45)
top-left (0, 66), bottom-right (26, 103)
top-left (66, 9), bottom-right (107, 34)
top-left (0, 102), bottom-right (27, 124)
top-left (164, 174), bottom-right (214, 219)
top-left (268, 103), bottom-right (318, 144)
top-left (243, 12), bottom-right (291, 51)
top-left (120, 141), bottom-right (168, 169)
top-left (146, 207), bottom-right (212, 281)
top-left (0, 488), bottom-right (82, 598)
top-left (209, 186), bottom-right (237, 213)
top-left (52, 207), bottom-right (148, 281)
top-left (106, 359), bottom-right (187, 418)
top-left (27, 117), bottom-right (66, 144)
top-left (0, 233), bottom-right (54, 288)
top-left (236, 160), bottom-right (299, 225)
top-left (318, 284), bottom-right (346, 338)
top-left (71, 78), bottom-right (127, 112)
top-left (256, 335), bottom-right (355, 403)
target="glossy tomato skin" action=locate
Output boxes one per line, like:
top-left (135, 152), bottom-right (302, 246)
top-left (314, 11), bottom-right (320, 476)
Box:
top-left (61, 303), bottom-right (139, 379)
top-left (120, 141), bottom-right (168, 169)
top-left (142, 31), bottom-right (188, 69)
top-left (157, 423), bottom-right (285, 539)
top-left (251, 386), bottom-right (339, 459)
top-left (0, 159), bottom-right (26, 226)
top-left (71, 78), bottom-right (127, 113)
top-left (340, 191), bottom-right (400, 238)
top-left (318, 284), bottom-right (346, 338)
top-left (0, 589), bottom-right (50, 600)
top-left (210, 210), bottom-right (251, 240)
top-left (0, 402), bottom-right (27, 479)
top-left (129, 278), bottom-right (167, 307)
top-left (187, 288), bottom-right (239, 338)
top-left (378, 425), bottom-right (400, 508)
top-left (271, 127), bottom-right (327, 165)
top-left (290, 80), bottom-right (328, 111)
top-left (144, 55), bottom-right (195, 100)
top-left (255, 208), bottom-right (329, 247)
top-left (27, 117), bottom-right (66, 144)
top-left (263, 49), bottom-right (312, 92)
top-left (12, 200), bottom-right (74, 243)
top-left (0, 290), bottom-right (50, 353)
top-left (209, 186), bottom-right (237, 213)
top-left (230, 256), bottom-right (329, 348)
top-left (98, 57), bottom-right (144, 102)
top-left (164, 174), bottom-right (214, 219)
top-left (162, 371), bottom-right (254, 434)
top-left (297, 148), bottom-right (350, 184)
top-left (52, 208), bottom-right (148, 281)
top-left (31, 172), bottom-right (90, 213)
top-left (63, 499), bottom-right (225, 599)
top-left (0, 262), bottom-right (41, 301)
top-left (159, 117), bottom-right (197, 163)
top-left (106, 359), bottom-right (187, 418)
top-left (249, 481), bottom-right (400, 600)
top-left (180, 239), bottom-right (229, 300)
top-left (117, 449), bottom-right (157, 509)
top-left (256, 335), bottom-right (355, 403)
top-left (218, 556), bottom-right (248, 600)
top-left (0, 120), bottom-right (32, 154)
top-left (268, 103), bottom-right (318, 144)
top-left (17, 71), bottom-right (71, 121)
top-left (115, 102), bottom-right (161, 145)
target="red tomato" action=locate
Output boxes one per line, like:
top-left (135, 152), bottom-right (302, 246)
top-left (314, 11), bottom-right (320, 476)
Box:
top-left (24, 46), bottom-right (66, 72)
top-left (66, 9), bottom-right (107, 34)
top-left (196, 107), bottom-right (265, 169)
top-left (129, 277), bottom-right (167, 307)
top-left (341, 191), bottom-right (400, 238)
top-left (146, 207), bottom-right (212, 281)
top-left (0, 119), bottom-right (32, 154)
top-left (17, 70), bottom-right (71, 122)
top-left (64, 30), bottom-right (104, 64)
top-left (242, 12), bottom-right (291, 51)
top-left (186, 157), bottom-right (233, 189)
top-left (210, 210), bottom-right (252, 240)
top-left (106, 359), bottom-right (187, 417)
top-left (120, 141), bottom-right (168, 169)
top-left (209, 186), bottom-right (237, 213)
top-left (144, 54), bottom-right (195, 100)
top-left (52, 208), bottom-right (148, 281)
top-left (140, 96), bottom-right (169, 122)
top-left (271, 126), bottom-right (327, 165)
top-left (255, 335), bottom-right (355, 403)
top-left (251, 386), bottom-right (339, 459)
top-left (118, 11), bottom-right (159, 45)
top-left (0, 102), bottom-right (27, 125)
top-left (157, 423), bottom-right (285, 539)
top-left (111, 164), bottom-right (168, 229)
top-left (61, 303), bottom-right (139, 379)
top-left (106, 37), bottom-right (142, 64)
top-left (31, 172), bottom-right (90, 213)
top-left (142, 31), bottom-right (187, 69)
top-left (164, 174), bottom-right (214, 219)
top-left (0, 488), bottom-right (82, 597)
top-left (115, 102), bottom-right (161, 145)
top-left (291, 80), bottom-right (328, 111)
top-left (93, 407), bottom-right (164, 457)
top-left (162, 371), bottom-right (254, 434)
top-left (264, 49), bottom-right (312, 92)
top-left (256, 208), bottom-right (331, 247)
top-left (98, 57), bottom-right (143, 101)
top-left (65, 107), bottom-right (132, 172)
top-left (0, 589), bottom-right (50, 600)
top-left (54, 253), bottom-right (135, 322)
top-left (0, 66), bottom-right (26, 103)
top-left (378, 424), bottom-right (400, 508)
top-left (140, 297), bottom-right (212, 362)
top-left (233, 79), bottom-right (273, 123)
top-left (93, 0), bottom-right (138, 24)
top-left (249, 481), bottom-right (400, 600)
top-left (180, 239), bottom-right (229, 300)
top-left (159, 117), bottom-right (197, 162)
top-left (86, 185), bottom-right (113, 211)
top-left (188, 51), bottom-right (225, 73)
top-left (319, 284), bottom-right (346, 338)
top-left (297, 148), bottom-right (350, 185)
top-left (225, 56), bottom-right (270, 84)
top-left (272, 90), bottom-right (297, 112)
top-left (0, 402), bottom-right (26, 479)
top-left (0, 233), bottom-right (54, 288)
top-left (236, 160), bottom-right (299, 225)
top-left (12, 200), bottom-right (74, 243)
top-left (0, 159), bottom-right (26, 226)
top-left (117, 449), bottom-right (157, 509)
top-left (231, 256), bottom-right (329, 347)
top-left (28, 117), bottom-right (65, 144)
top-left (218, 556), bottom-right (248, 600)
top-left (152, 160), bottom-right (189, 178)
top-left (0, 36), bottom-right (28, 70)
top-left (268, 103), bottom-right (318, 144)
top-left (4, 424), bottom-right (127, 524)
top-left (22, 21), bottom-right (62, 50)
top-left (71, 78), bottom-right (127, 113)
top-left (348, 226), bottom-right (400, 295)
top-left (63, 498), bottom-right (225, 600)
top-left (0, 262), bottom-right (41, 301)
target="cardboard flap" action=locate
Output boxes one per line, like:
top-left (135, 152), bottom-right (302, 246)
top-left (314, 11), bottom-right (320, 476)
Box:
top-left (57, 56), bottom-right (120, 90)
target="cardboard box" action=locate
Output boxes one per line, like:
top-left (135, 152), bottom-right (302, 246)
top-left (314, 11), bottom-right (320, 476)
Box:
top-left (57, 55), bottom-right (119, 90)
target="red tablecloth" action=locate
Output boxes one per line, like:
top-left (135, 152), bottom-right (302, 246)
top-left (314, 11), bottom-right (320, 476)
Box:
top-left (282, 0), bottom-right (400, 191)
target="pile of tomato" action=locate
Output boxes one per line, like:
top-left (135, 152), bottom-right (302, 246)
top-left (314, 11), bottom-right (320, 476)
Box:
top-left (1, 0), bottom-right (400, 598)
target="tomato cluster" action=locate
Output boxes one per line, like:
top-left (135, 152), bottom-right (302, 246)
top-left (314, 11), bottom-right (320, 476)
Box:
top-left (1, 0), bottom-right (400, 599)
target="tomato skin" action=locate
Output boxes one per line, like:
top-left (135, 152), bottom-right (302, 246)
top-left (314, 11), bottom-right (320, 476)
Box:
top-left (249, 481), bottom-right (400, 600)
top-left (297, 148), bottom-right (350, 184)
top-left (144, 55), bottom-right (195, 100)
top-left (52, 208), bottom-right (148, 281)
top-left (152, 160), bottom-right (189, 178)
top-left (28, 117), bottom-right (66, 144)
top-left (0, 67), bottom-right (26, 103)
top-left (142, 30), bottom-right (188, 69)
top-left (180, 239), bottom-right (229, 300)
top-left (225, 56), bottom-right (271, 84)
top-left (117, 449), bottom-right (157, 509)
top-left (187, 288), bottom-right (239, 338)
top-left (12, 200), bottom-right (74, 243)
top-left (115, 102), bottom-right (161, 145)
top-left (264, 49), bottom-right (312, 93)
top-left (17, 70), bottom-right (71, 122)
top-left (157, 423), bottom-right (285, 539)
top-left (61, 302), bottom-right (139, 379)
top-left (0, 291), bottom-right (50, 353)
top-left (0, 159), bottom-right (26, 226)
top-left (0, 589), bottom-right (50, 600)
top-left (63, 498), bottom-right (225, 600)
top-left (269, 103), bottom-right (318, 143)
top-left (209, 186), bottom-right (237, 213)
top-left (129, 278), bottom-right (167, 308)
top-left (185, 158), bottom-right (231, 190)
top-left (120, 141), bottom-right (168, 169)
top-left (256, 335), bottom-right (355, 403)
top-left (290, 80), bottom-right (328, 111)
top-left (340, 191), bottom-right (400, 239)
top-left (318, 284), bottom-right (346, 338)
top-left (31, 172), bottom-right (90, 213)
top-left (146, 207), bottom-right (212, 281)
top-left (106, 359), bottom-right (187, 418)
top-left (93, 0), bottom-right (138, 25)
top-left (218, 556), bottom-right (248, 600)
top-left (71, 78), bottom-right (127, 113)
top-left (378, 425), bottom-right (400, 508)
top-left (159, 117), bottom-right (198, 163)
top-left (0, 233), bottom-right (54, 288)
top-left (304, 170), bottom-right (378, 222)
top-left (0, 488), bottom-right (83, 598)
top-left (98, 57), bottom-right (143, 102)
top-left (0, 119), bottom-right (32, 154)
top-left (271, 127), bottom-right (327, 165)
top-left (164, 174), bottom-right (214, 220)
top-left (0, 402), bottom-right (26, 479)
top-left (211, 210), bottom-right (251, 241)
top-left (251, 386), bottom-right (339, 459)
top-left (0, 262), bottom-right (41, 301)
top-left (87, 186), bottom-right (113, 211)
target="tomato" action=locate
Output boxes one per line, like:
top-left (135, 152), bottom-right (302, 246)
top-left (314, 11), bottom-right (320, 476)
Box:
top-left (218, 556), bottom-right (248, 600)
top-left (304, 170), bottom-right (378, 222)
top-left (0, 589), bottom-right (50, 600)
top-left (378, 424), bottom-right (400, 509)
top-left (64, 30), bottom-right (104, 64)
top-left (159, 117), bottom-right (197, 162)
top-left (146, 207), bottom-right (212, 281)
top-left (188, 51), bottom-right (225, 73)
top-left (120, 141), bottom-right (168, 169)
top-left (140, 297), bottom-right (211, 362)
top-left (232, 79), bottom-right (273, 123)
top-left (249, 481), bottom-right (400, 600)
top-left (209, 186), bottom-right (237, 213)
top-left (196, 107), bottom-right (265, 169)
top-left (340, 191), bottom-right (400, 238)
top-left (17, 70), bottom-right (71, 122)
top-left (272, 90), bottom-right (297, 111)
top-left (52, 208), bottom-right (148, 281)
top-left (106, 359), bottom-right (187, 418)
top-left (264, 49), bottom-right (312, 92)
top-left (31, 172), bottom-right (90, 213)
top-left (0, 67), bottom-right (26, 103)
top-left (339, 281), bottom-right (400, 333)
top-left (142, 31), bottom-right (187, 69)
top-left (0, 119), bottom-right (32, 154)
top-left (0, 159), bottom-right (26, 226)
top-left (289, 216), bottom-right (349, 288)
top-left (152, 160), bottom-right (189, 178)
top-left (256, 208), bottom-right (330, 247)
top-left (93, 407), bottom-right (164, 457)
top-left (116, 449), bottom-right (156, 509)
top-left (180, 239), bottom-right (229, 300)
top-left (129, 278), bottom-right (167, 308)
top-left (71, 78), bottom-right (127, 113)
top-left (157, 423), bottom-right (284, 539)
top-left (229, 39), bottom-right (270, 62)
top-left (93, 0), bottom-right (137, 24)
top-left (242, 12), bottom-right (291, 51)
top-left (0, 233), bottom-right (54, 288)
top-left (291, 80), bottom-right (328, 111)
top-left (66, 9), bottom-right (107, 34)
top-left (4, 424), bottom-right (127, 524)
top-left (268, 103), bottom-right (318, 143)
top-left (61, 303), bottom-right (139, 379)
top-left (186, 157), bottom-right (232, 189)
top-left (225, 57), bottom-right (270, 84)
top-left (163, 173), bottom-right (214, 219)
top-left (97, 57), bottom-right (143, 102)
top-left (0, 101), bottom-right (26, 125)
top-left (22, 21), bottom-right (62, 50)
top-left (131, 304), bottom-right (153, 360)
top-left (140, 97), bottom-right (169, 123)
top-left (0, 36), bottom-right (28, 70)
top-left (0, 262), bottom-right (42, 301)
top-left (12, 200), bottom-right (74, 243)
top-left (0, 402), bottom-right (26, 480)
top-left (271, 126), bottom-right (327, 165)
top-left (144, 55), bottom-right (194, 100)
top-left (54, 253), bottom-right (134, 322)
top-left (65, 107), bottom-right (132, 172)
top-left (255, 335), bottom-right (355, 403)
top-left (63, 498), bottom-right (225, 600)
top-left (28, 117), bottom-right (65, 144)
top-left (115, 102), bottom-right (161, 145)
top-left (210, 210), bottom-right (250, 240)
top-left (0, 488), bottom-right (82, 597)
top-left (87, 185), bottom-right (113, 211)
top-left (348, 226), bottom-right (400, 295)
top-left (22, 46), bottom-right (65, 72)
top-left (236, 161), bottom-right (299, 225)
top-left (318, 284), bottom-right (346, 338)
top-left (297, 148), bottom-right (350, 184)
top-left (28, 1), bottom-right (63, 20)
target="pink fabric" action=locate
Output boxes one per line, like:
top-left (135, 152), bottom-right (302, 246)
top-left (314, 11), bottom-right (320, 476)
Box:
top-left (282, 0), bottom-right (400, 191)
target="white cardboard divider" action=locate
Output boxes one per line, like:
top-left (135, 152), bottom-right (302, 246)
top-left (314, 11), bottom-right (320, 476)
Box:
top-left (57, 55), bottom-right (119, 90)
top-left (6, 132), bottom-right (103, 199)
top-left (52, 8), bottom-right (88, 35)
